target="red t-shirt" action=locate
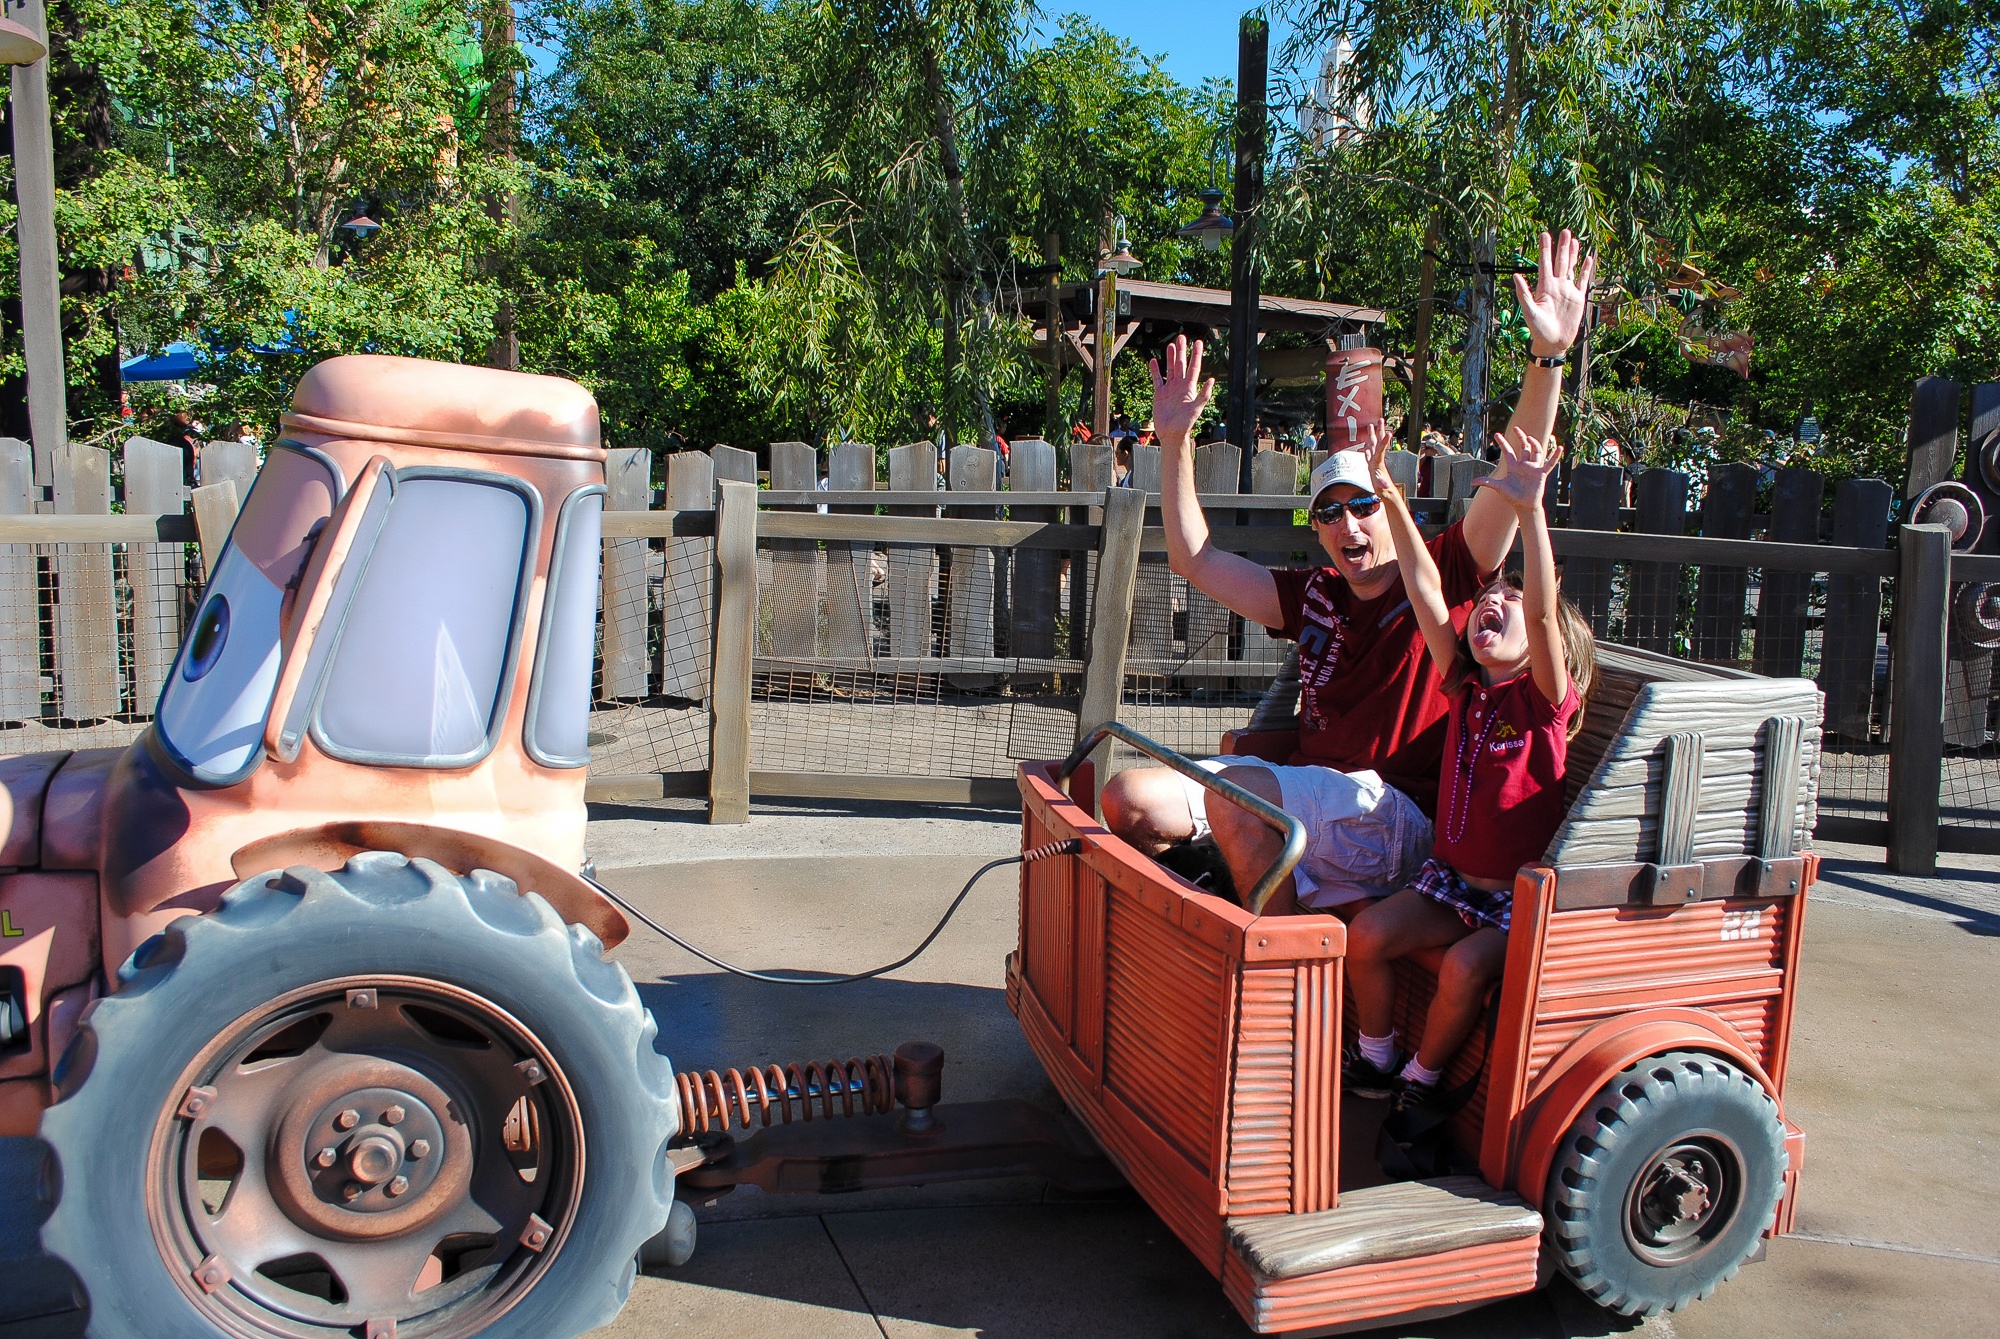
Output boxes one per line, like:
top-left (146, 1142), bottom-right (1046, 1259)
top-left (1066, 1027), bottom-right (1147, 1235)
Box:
top-left (1432, 670), bottom-right (1582, 881)
top-left (1265, 523), bottom-right (1487, 816)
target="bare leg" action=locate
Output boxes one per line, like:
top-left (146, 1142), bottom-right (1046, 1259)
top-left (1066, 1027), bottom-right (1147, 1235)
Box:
top-left (1345, 889), bottom-right (1474, 1040)
top-left (1099, 766), bottom-right (1197, 857)
top-left (1414, 928), bottom-right (1508, 1071)
top-left (1205, 765), bottom-right (1295, 912)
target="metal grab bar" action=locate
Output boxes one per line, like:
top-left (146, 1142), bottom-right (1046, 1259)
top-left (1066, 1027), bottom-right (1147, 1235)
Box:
top-left (1057, 721), bottom-right (1307, 917)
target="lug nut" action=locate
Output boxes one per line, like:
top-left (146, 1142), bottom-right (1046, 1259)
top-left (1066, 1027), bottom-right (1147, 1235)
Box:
top-left (385, 1175), bottom-right (409, 1198)
top-left (408, 1140), bottom-right (431, 1160)
top-left (383, 1104), bottom-right (406, 1126)
top-left (316, 1146), bottom-right (338, 1168)
top-left (335, 1109), bottom-right (360, 1131)
top-left (341, 1182), bottom-right (363, 1202)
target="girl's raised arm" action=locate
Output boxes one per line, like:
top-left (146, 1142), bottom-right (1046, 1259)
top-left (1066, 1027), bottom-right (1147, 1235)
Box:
top-left (1472, 428), bottom-right (1569, 705)
top-left (1361, 424), bottom-right (1461, 679)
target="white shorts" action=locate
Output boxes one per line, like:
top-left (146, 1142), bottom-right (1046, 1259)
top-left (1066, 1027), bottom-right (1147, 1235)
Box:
top-left (1176, 758), bottom-right (1434, 910)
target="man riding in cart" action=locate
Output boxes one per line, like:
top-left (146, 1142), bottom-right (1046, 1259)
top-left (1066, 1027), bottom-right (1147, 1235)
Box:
top-left (1099, 230), bottom-right (1597, 917)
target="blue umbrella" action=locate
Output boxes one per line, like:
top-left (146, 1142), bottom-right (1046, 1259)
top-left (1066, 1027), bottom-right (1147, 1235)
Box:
top-left (120, 317), bottom-right (309, 383)
top-left (119, 342), bottom-right (202, 381)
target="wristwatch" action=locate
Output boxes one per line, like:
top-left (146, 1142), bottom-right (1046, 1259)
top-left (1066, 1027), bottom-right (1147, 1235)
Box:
top-left (1529, 351), bottom-right (1568, 368)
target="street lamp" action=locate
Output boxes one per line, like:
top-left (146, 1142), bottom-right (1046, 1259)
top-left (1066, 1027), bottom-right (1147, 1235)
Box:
top-left (1177, 188), bottom-right (1234, 252)
top-left (0, 17), bottom-right (44, 64)
top-left (340, 214), bottom-right (382, 240)
top-left (1090, 216), bottom-right (1141, 441)
top-left (1097, 217), bottom-right (1141, 277)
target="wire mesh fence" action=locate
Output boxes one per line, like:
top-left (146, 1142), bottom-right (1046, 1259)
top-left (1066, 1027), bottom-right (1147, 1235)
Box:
top-left (0, 539), bottom-right (194, 757)
top-left (746, 536), bottom-right (1091, 779)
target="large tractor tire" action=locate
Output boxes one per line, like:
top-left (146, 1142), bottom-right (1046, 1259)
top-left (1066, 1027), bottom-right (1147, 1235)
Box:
top-left (38, 853), bottom-right (679, 1339)
top-left (1546, 1051), bottom-right (1787, 1317)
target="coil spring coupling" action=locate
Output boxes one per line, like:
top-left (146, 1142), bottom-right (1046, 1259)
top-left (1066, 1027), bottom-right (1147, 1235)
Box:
top-left (676, 1041), bottom-right (946, 1137)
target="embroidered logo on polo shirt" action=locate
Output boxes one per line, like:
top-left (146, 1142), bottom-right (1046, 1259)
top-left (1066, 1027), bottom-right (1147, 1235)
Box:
top-left (1488, 721), bottom-right (1525, 754)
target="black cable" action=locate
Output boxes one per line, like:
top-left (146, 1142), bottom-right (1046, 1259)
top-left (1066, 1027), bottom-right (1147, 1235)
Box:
top-left (586, 839), bottom-right (1081, 986)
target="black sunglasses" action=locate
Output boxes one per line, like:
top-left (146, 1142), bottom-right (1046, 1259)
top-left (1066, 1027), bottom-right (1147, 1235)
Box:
top-left (1309, 495), bottom-right (1383, 524)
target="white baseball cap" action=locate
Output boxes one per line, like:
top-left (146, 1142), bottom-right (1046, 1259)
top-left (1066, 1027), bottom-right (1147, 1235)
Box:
top-left (1307, 450), bottom-right (1374, 504)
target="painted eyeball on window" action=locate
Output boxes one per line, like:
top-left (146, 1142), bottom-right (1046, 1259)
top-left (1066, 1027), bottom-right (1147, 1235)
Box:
top-left (183, 595), bottom-right (230, 682)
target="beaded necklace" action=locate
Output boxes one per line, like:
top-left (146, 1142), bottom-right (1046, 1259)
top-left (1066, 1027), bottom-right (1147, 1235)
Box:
top-left (1441, 675), bottom-right (1506, 846)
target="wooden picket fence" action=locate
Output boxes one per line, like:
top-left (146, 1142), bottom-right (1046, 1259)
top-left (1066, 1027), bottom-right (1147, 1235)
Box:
top-left (3, 409), bottom-right (1992, 876)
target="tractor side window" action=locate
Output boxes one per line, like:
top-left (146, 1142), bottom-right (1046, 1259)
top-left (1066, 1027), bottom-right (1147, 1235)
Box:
top-left (156, 446), bottom-right (339, 785)
top-left (314, 475), bottom-right (534, 766)
top-left (525, 487), bottom-right (603, 767)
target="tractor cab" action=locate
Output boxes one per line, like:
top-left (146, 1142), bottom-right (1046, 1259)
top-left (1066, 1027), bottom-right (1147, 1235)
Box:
top-left (1011, 644), bottom-right (1821, 1331)
top-left (96, 354), bottom-right (625, 977)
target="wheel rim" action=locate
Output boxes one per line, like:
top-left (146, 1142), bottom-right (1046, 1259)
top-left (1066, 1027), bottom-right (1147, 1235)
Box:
top-left (1621, 1132), bottom-right (1744, 1267)
top-left (145, 976), bottom-right (584, 1338)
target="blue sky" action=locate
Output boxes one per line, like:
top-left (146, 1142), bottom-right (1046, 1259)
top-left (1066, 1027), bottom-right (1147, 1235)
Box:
top-left (1042, 2), bottom-right (1298, 92)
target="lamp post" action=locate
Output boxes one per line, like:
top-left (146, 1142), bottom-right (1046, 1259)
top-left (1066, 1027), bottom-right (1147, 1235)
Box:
top-left (6, 0), bottom-right (58, 484)
top-left (1092, 215), bottom-right (1140, 442)
top-left (1227, 13), bottom-right (1268, 489)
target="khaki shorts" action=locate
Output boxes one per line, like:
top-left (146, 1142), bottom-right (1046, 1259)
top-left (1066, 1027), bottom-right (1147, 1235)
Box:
top-left (1176, 758), bottom-right (1434, 910)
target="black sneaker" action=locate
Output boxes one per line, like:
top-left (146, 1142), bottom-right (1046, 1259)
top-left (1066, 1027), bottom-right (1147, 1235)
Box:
top-left (1383, 1077), bottom-right (1439, 1142)
top-left (1342, 1045), bottom-right (1402, 1100)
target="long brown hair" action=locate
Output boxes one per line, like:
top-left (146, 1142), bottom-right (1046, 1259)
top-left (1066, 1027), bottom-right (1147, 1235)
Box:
top-left (1445, 575), bottom-right (1597, 739)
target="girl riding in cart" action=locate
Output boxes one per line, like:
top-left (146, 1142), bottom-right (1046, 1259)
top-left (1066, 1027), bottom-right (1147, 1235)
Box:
top-left (1343, 422), bottom-right (1597, 1128)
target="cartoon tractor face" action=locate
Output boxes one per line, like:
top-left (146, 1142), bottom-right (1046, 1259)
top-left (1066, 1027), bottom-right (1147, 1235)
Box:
top-left (4, 356), bottom-right (679, 1339)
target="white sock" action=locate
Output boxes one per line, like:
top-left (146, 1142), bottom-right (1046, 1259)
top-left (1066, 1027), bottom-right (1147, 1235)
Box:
top-left (1357, 1031), bottom-right (1397, 1069)
top-left (1400, 1057), bottom-right (1443, 1089)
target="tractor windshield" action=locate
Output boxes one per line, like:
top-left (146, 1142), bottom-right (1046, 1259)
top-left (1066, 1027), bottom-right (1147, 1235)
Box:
top-left (155, 446), bottom-right (341, 784)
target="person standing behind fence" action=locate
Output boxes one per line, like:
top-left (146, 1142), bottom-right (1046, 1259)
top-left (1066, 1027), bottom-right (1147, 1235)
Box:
top-left (1098, 229), bottom-right (1597, 916)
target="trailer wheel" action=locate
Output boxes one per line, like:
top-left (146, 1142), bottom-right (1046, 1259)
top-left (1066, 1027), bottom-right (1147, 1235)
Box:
top-left (38, 854), bottom-right (679, 1339)
top-left (1547, 1051), bottom-right (1786, 1317)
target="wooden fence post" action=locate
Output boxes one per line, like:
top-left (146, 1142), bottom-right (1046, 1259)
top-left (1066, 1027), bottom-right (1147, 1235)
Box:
top-left (1629, 468), bottom-right (1688, 653)
top-left (123, 436), bottom-right (186, 708)
top-left (1188, 442), bottom-right (1240, 668)
top-left (1077, 486), bottom-right (1145, 794)
top-left (1068, 439), bottom-right (1116, 658)
top-left (1008, 439), bottom-right (1060, 684)
top-left (708, 478), bottom-right (759, 824)
top-left (825, 442), bottom-right (875, 659)
top-left (946, 444), bottom-right (999, 686)
top-left (1127, 444), bottom-right (1173, 665)
top-left (1888, 523), bottom-right (1950, 875)
top-left (885, 443), bottom-right (939, 657)
top-left (1903, 376), bottom-right (1962, 498)
top-left (198, 438), bottom-right (258, 496)
top-left (1245, 449), bottom-right (1301, 666)
top-left (1564, 463), bottom-right (1622, 638)
top-left (52, 443), bottom-right (119, 719)
top-left (1753, 467), bottom-right (1824, 677)
top-left (767, 441), bottom-right (821, 660)
top-left (1820, 478), bottom-right (1894, 740)
top-left (191, 479), bottom-right (240, 579)
top-left (600, 447), bottom-right (653, 699)
top-left (1693, 462), bottom-right (1755, 663)
top-left (0, 438), bottom-right (36, 721)
top-left (660, 452), bottom-right (715, 701)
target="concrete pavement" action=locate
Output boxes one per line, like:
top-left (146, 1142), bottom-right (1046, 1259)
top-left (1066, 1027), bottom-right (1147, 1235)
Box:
top-left (4, 795), bottom-right (1996, 1337)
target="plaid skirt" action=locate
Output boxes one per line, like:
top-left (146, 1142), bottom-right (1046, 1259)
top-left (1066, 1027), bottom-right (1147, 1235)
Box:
top-left (1412, 857), bottom-right (1513, 932)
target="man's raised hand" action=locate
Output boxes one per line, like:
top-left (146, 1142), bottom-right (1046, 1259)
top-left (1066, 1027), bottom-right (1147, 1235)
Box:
top-left (1513, 229), bottom-right (1599, 357)
top-left (1149, 335), bottom-right (1215, 446)
top-left (1471, 427), bottom-right (1563, 515)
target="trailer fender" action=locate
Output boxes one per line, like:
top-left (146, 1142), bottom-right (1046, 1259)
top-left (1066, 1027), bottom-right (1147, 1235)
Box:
top-left (229, 819), bottom-right (629, 949)
top-left (1512, 1007), bottom-right (1777, 1205)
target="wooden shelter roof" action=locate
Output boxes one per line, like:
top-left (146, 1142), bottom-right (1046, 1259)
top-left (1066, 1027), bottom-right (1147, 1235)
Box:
top-left (1011, 280), bottom-right (1385, 333)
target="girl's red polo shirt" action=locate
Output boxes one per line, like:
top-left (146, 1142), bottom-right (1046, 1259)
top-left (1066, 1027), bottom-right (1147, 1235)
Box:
top-left (1431, 668), bottom-right (1581, 882)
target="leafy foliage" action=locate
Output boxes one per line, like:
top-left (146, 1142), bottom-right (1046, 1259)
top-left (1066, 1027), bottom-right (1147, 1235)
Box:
top-left (17, 0), bottom-right (1997, 482)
